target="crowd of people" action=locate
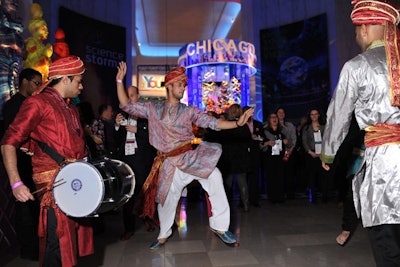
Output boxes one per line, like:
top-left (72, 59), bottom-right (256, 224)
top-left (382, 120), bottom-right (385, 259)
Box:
top-left (2, 1), bottom-right (400, 266)
top-left (0, 61), bottom-right (364, 266)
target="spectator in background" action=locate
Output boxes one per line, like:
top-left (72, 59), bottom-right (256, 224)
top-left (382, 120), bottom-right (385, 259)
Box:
top-left (243, 105), bottom-right (264, 207)
top-left (91, 103), bottom-right (123, 159)
top-left (76, 101), bottom-right (98, 158)
top-left (216, 104), bottom-right (253, 212)
top-left (2, 68), bottom-right (42, 261)
top-left (302, 108), bottom-right (328, 203)
top-left (276, 107), bottom-right (297, 199)
top-left (115, 85), bottom-right (157, 240)
top-left (261, 113), bottom-right (287, 203)
top-left (294, 115), bottom-right (308, 195)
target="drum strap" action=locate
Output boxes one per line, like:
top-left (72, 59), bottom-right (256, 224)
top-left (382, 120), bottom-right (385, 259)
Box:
top-left (37, 141), bottom-right (65, 165)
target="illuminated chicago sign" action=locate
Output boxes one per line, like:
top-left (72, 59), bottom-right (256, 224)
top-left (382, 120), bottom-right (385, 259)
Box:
top-left (178, 39), bottom-right (257, 75)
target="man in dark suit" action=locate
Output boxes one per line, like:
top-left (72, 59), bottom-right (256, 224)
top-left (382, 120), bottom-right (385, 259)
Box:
top-left (243, 106), bottom-right (265, 207)
top-left (115, 85), bottom-right (156, 240)
top-left (2, 68), bottom-right (42, 260)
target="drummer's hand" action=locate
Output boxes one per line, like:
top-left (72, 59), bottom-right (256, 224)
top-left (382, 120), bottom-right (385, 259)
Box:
top-left (13, 184), bottom-right (34, 202)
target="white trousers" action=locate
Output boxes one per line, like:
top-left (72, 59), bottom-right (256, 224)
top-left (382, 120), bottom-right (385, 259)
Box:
top-left (157, 167), bottom-right (230, 239)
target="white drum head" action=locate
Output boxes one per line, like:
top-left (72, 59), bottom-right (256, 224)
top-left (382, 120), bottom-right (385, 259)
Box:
top-left (53, 161), bottom-right (104, 217)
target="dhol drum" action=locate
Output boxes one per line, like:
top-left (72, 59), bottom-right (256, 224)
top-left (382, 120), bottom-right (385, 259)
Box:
top-left (53, 158), bottom-right (135, 217)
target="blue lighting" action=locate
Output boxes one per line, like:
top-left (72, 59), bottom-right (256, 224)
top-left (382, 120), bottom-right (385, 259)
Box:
top-left (135, 2), bottom-right (241, 57)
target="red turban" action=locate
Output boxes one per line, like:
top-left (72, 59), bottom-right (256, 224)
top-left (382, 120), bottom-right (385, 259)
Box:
top-left (164, 67), bottom-right (187, 87)
top-left (351, 0), bottom-right (400, 107)
top-left (351, 0), bottom-right (400, 25)
top-left (33, 56), bottom-right (85, 95)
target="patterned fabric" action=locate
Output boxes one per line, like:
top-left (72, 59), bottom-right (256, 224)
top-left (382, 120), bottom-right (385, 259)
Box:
top-left (33, 56), bottom-right (85, 95)
top-left (1, 87), bottom-right (86, 172)
top-left (364, 123), bottom-right (400, 147)
top-left (136, 142), bottom-right (194, 219)
top-left (121, 100), bottom-right (221, 205)
top-left (91, 119), bottom-right (105, 152)
top-left (351, 0), bottom-right (400, 25)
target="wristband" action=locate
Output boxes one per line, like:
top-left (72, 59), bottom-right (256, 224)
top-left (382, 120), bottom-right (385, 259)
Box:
top-left (11, 181), bottom-right (24, 190)
top-left (236, 120), bottom-right (240, 127)
top-left (116, 79), bottom-right (123, 83)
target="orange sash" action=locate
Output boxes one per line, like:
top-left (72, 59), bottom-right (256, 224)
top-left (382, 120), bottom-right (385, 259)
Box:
top-left (364, 123), bottom-right (400, 148)
top-left (135, 141), bottom-right (195, 220)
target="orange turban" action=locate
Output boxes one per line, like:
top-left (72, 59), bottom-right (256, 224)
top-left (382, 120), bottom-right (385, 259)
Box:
top-left (33, 56), bottom-right (85, 95)
top-left (164, 67), bottom-right (187, 87)
top-left (351, 0), bottom-right (400, 107)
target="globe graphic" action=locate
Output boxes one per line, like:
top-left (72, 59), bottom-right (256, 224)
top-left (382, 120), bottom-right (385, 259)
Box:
top-left (278, 56), bottom-right (308, 90)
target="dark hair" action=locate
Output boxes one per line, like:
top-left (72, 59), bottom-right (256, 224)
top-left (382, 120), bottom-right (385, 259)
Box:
top-left (275, 106), bottom-right (285, 113)
top-left (98, 104), bottom-right (110, 116)
top-left (76, 101), bottom-right (95, 125)
top-left (19, 68), bottom-right (42, 85)
top-left (266, 112), bottom-right (282, 131)
top-left (306, 108), bottom-right (326, 125)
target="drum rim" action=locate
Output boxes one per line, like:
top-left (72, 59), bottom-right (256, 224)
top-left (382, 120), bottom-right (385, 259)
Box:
top-left (110, 158), bottom-right (136, 198)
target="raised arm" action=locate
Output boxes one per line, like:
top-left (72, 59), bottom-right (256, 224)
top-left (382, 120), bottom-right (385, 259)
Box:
top-left (116, 61), bottom-right (129, 106)
top-left (217, 107), bottom-right (254, 129)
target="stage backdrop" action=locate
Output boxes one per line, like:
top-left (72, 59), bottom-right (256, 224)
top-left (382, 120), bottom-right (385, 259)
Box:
top-left (59, 7), bottom-right (126, 113)
top-left (260, 13), bottom-right (330, 122)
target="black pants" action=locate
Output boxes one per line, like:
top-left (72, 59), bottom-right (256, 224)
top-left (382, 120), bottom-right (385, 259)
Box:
top-left (306, 155), bottom-right (329, 202)
top-left (43, 207), bottom-right (61, 267)
top-left (247, 167), bottom-right (261, 205)
top-left (15, 199), bottom-right (39, 259)
top-left (341, 177), bottom-right (358, 232)
top-left (368, 224), bottom-right (400, 267)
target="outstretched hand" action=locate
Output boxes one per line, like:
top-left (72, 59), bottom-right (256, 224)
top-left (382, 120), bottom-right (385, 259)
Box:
top-left (322, 162), bottom-right (330, 171)
top-left (237, 107), bottom-right (254, 126)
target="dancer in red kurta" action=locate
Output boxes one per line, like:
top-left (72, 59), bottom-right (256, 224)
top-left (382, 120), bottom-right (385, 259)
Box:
top-left (1, 56), bottom-right (93, 267)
